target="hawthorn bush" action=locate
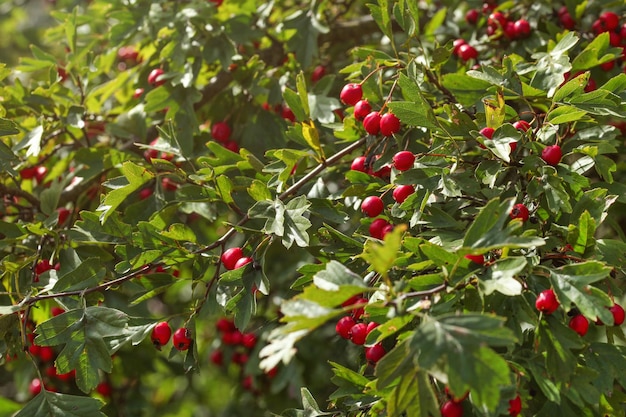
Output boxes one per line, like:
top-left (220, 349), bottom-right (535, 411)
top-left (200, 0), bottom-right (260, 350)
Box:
top-left (1, 0), bottom-right (626, 416)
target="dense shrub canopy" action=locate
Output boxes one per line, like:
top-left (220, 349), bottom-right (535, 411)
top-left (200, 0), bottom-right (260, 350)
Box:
top-left (1, 0), bottom-right (626, 416)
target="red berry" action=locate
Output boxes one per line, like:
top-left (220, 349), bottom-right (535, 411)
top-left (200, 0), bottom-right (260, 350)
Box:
top-left (369, 218), bottom-right (390, 239)
top-left (209, 0), bottom-right (224, 6)
top-left (96, 382), bottom-right (112, 397)
top-left (559, 11), bottom-right (576, 30)
top-left (139, 188), bottom-right (153, 200)
top-left (210, 349), bottom-right (223, 365)
top-left (365, 343), bottom-right (386, 363)
top-left (361, 196), bottom-right (384, 217)
top-left (336, 316), bottom-right (355, 339)
top-left (118, 46), bottom-right (139, 63)
top-left (34, 166), bottom-right (48, 183)
top-left (222, 330), bottom-right (243, 345)
top-left (609, 303), bottom-right (625, 326)
top-left (392, 151), bottom-right (415, 171)
top-left (464, 254), bottom-right (485, 265)
top-left (311, 65), bottom-right (326, 83)
top-left (380, 224), bottom-right (394, 238)
top-left (151, 321), bottom-right (172, 348)
top-left (441, 399), bottom-right (464, 417)
top-left (216, 317), bottom-right (236, 333)
top-left (20, 166), bottom-right (37, 180)
top-left (453, 39), bottom-right (467, 56)
top-left (340, 83), bottom-right (363, 106)
top-left (57, 208), bottom-right (71, 225)
top-left (457, 44), bottom-right (478, 61)
top-left (510, 203), bottom-right (529, 222)
top-left (281, 105), bottom-right (296, 122)
top-left (600, 12), bottom-right (620, 32)
top-left (51, 307), bottom-right (65, 317)
top-left (39, 346), bottom-right (55, 362)
top-left (380, 113), bottom-right (401, 136)
top-left (211, 121), bottom-right (231, 143)
top-left (223, 139), bottom-right (239, 152)
top-left (242, 333), bottom-right (257, 349)
top-left (488, 11), bottom-right (507, 28)
top-left (513, 120), bottom-right (531, 132)
top-left (504, 21), bottom-right (517, 40)
top-left (57, 369), bottom-right (75, 382)
top-left (133, 88), bottom-right (144, 99)
top-left (172, 328), bottom-right (192, 351)
top-left (363, 111), bottom-right (382, 135)
top-left (392, 185), bottom-right (415, 204)
top-left (349, 322), bottom-right (368, 345)
top-left (221, 247), bottom-right (243, 270)
top-left (234, 256), bottom-right (253, 269)
top-left (513, 19), bottom-right (531, 38)
top-left (465, 9), bottom-right (479, 25)
top-left (541, 145), bottom-right (562, 166)
top-left (147, 68), bottom-right (166, 87)
top-left (508, 395), bottom-right (522, 416)
top-left (535, 289), bottom-right (559, 314)
top-left (351, 156), bottom-right (367, 172)
top-left (28, 344), bottom-right (41, 356)
top-left (353, 100), bottom-right (372, 121)
top-left (29, 379), bottom-right (43, 396)
top-left (35, 259), bottom-right (53, 275)
top-left (569, 314), bottom-right (589, 336)
top-left (350, 297), bottom-right (368, 320)
top-left (161, 177), bottom-right (178, 191)
top-left (479, 127), bottom-right (494, 139)
top-left (232, 352), bottom-right (249, 365)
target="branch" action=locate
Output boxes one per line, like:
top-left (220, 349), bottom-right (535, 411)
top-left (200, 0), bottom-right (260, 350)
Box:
top-left (0, 184), bottom-right (40, 210)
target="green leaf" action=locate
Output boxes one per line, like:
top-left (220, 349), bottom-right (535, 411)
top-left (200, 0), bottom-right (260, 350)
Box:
top-left (312, 261), bottom-right (367, 291)
top-left (548, 262), bottom-right (614, 323)
top-left (441, 74), bottom-right (493, 106)
top-left (0, 118), bottom-right (19, 137)
top-left (250, 196), bottom-right (312, 249)
top-left (283, 88), bottom-right (306, 122)
top-left (537, 315), bottom-right (582, 381)
top-left (15, 391), bottom-right (105, 417)
top-left (301, 121), bottom-right (324, 160)
top-left (12, 125), bottom-right (43, 158)
top-left (296, 71), bottom-right (310, 118)
top-left (571, 32), bottom-right (621, 72)
top-left (360, 224), bottom-right (406, 278)
top-left (35, 307), bottom-right (129, 393)
top-left (52, 258), bottom-right (105, 292)
top-left (567, 211), bottom-right (595, 255)
top-left (547, 105), bottom-right (588, 124)
top-left (387, 370), bottom-right (438, 417)
top-left (388, 100), bottom-right (439, 131)
top-left (479, 257), bottom-right (526, 296)
top-left (96, 161), bottom-right (154, 224)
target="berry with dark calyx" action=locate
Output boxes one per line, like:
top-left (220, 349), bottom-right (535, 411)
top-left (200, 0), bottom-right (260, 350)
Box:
top-left (369, 218), bottom-right (390, 240)
top-left (336, 316), bottom-right (355, 339)
top-left (211, 121), bottom-right (231, 143)
top-left (457, 44), bottom-right (478, 61)
top-left (464, 254), bottom-right (485, 265)
top-left (361, 196), bottom-right (384, 217)
top-left (599, 11), bottom-right (620, 32)
top-left (340, 83), bottom-right (363, 106)
top-left (172, 328), bottom-right (192, 351)
top-left (541, 145), bottom-right (562, 166)
top-left (535, 289), bottom-right (559, 314)
top-left (221, 247), bottom-right (243, 270)
top-left (147, 68), bottom-right (166, 87)
top-left (351, 156), bottom-right (367, 172)
top-left (569, 314), bottom-right (589, 336)
top-left (392, 150), bottom-right (415, 171)
top-left (353, 99), bottom-right (372, 121)
top-left (508, 395), bottom-right (522, 416)
top-left (392, 184), bottom-right (415, 204)
top-left (441, 399), bottom-right (464, 417)
top-left (510, 203), bottom-right (529, 222)
top-left (380, 113), bottom-right (401, 136)
top-left (363, 111), bottom-right (381, 135)
top-left (234, 256), bottom-right (253, 269)
top-left (609, 303), bottom-right (625, 326)
top-left (365, 343), bottom-right (386, 364)
top-left (150, 321), bottom-right (172, 349)
top-left (349, 322), bottom-right (368, 345)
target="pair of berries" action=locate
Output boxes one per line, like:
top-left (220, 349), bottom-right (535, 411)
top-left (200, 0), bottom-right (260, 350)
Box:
top-left (151, 322), bottom-right (192, 351)
top-left (221, 247), bottom-right (253, 270)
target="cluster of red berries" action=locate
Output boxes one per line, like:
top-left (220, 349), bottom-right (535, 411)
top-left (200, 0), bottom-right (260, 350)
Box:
top-left (210, 120), bottom-right (239, 152)
top-left (19, 165), bottom-right (48, 183)
top-left (339, 83), bottom-right (401, 136)
top-left (334, 295), bottom-right (386, 364)
top-left (221, 247), bottom-right (253, 270)
top-left (535, 288), bottom-right (625, 336)
top-left (150, 321), bottom-right (193, 351)
top-left (210, 318), bottom-right (275, 392)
